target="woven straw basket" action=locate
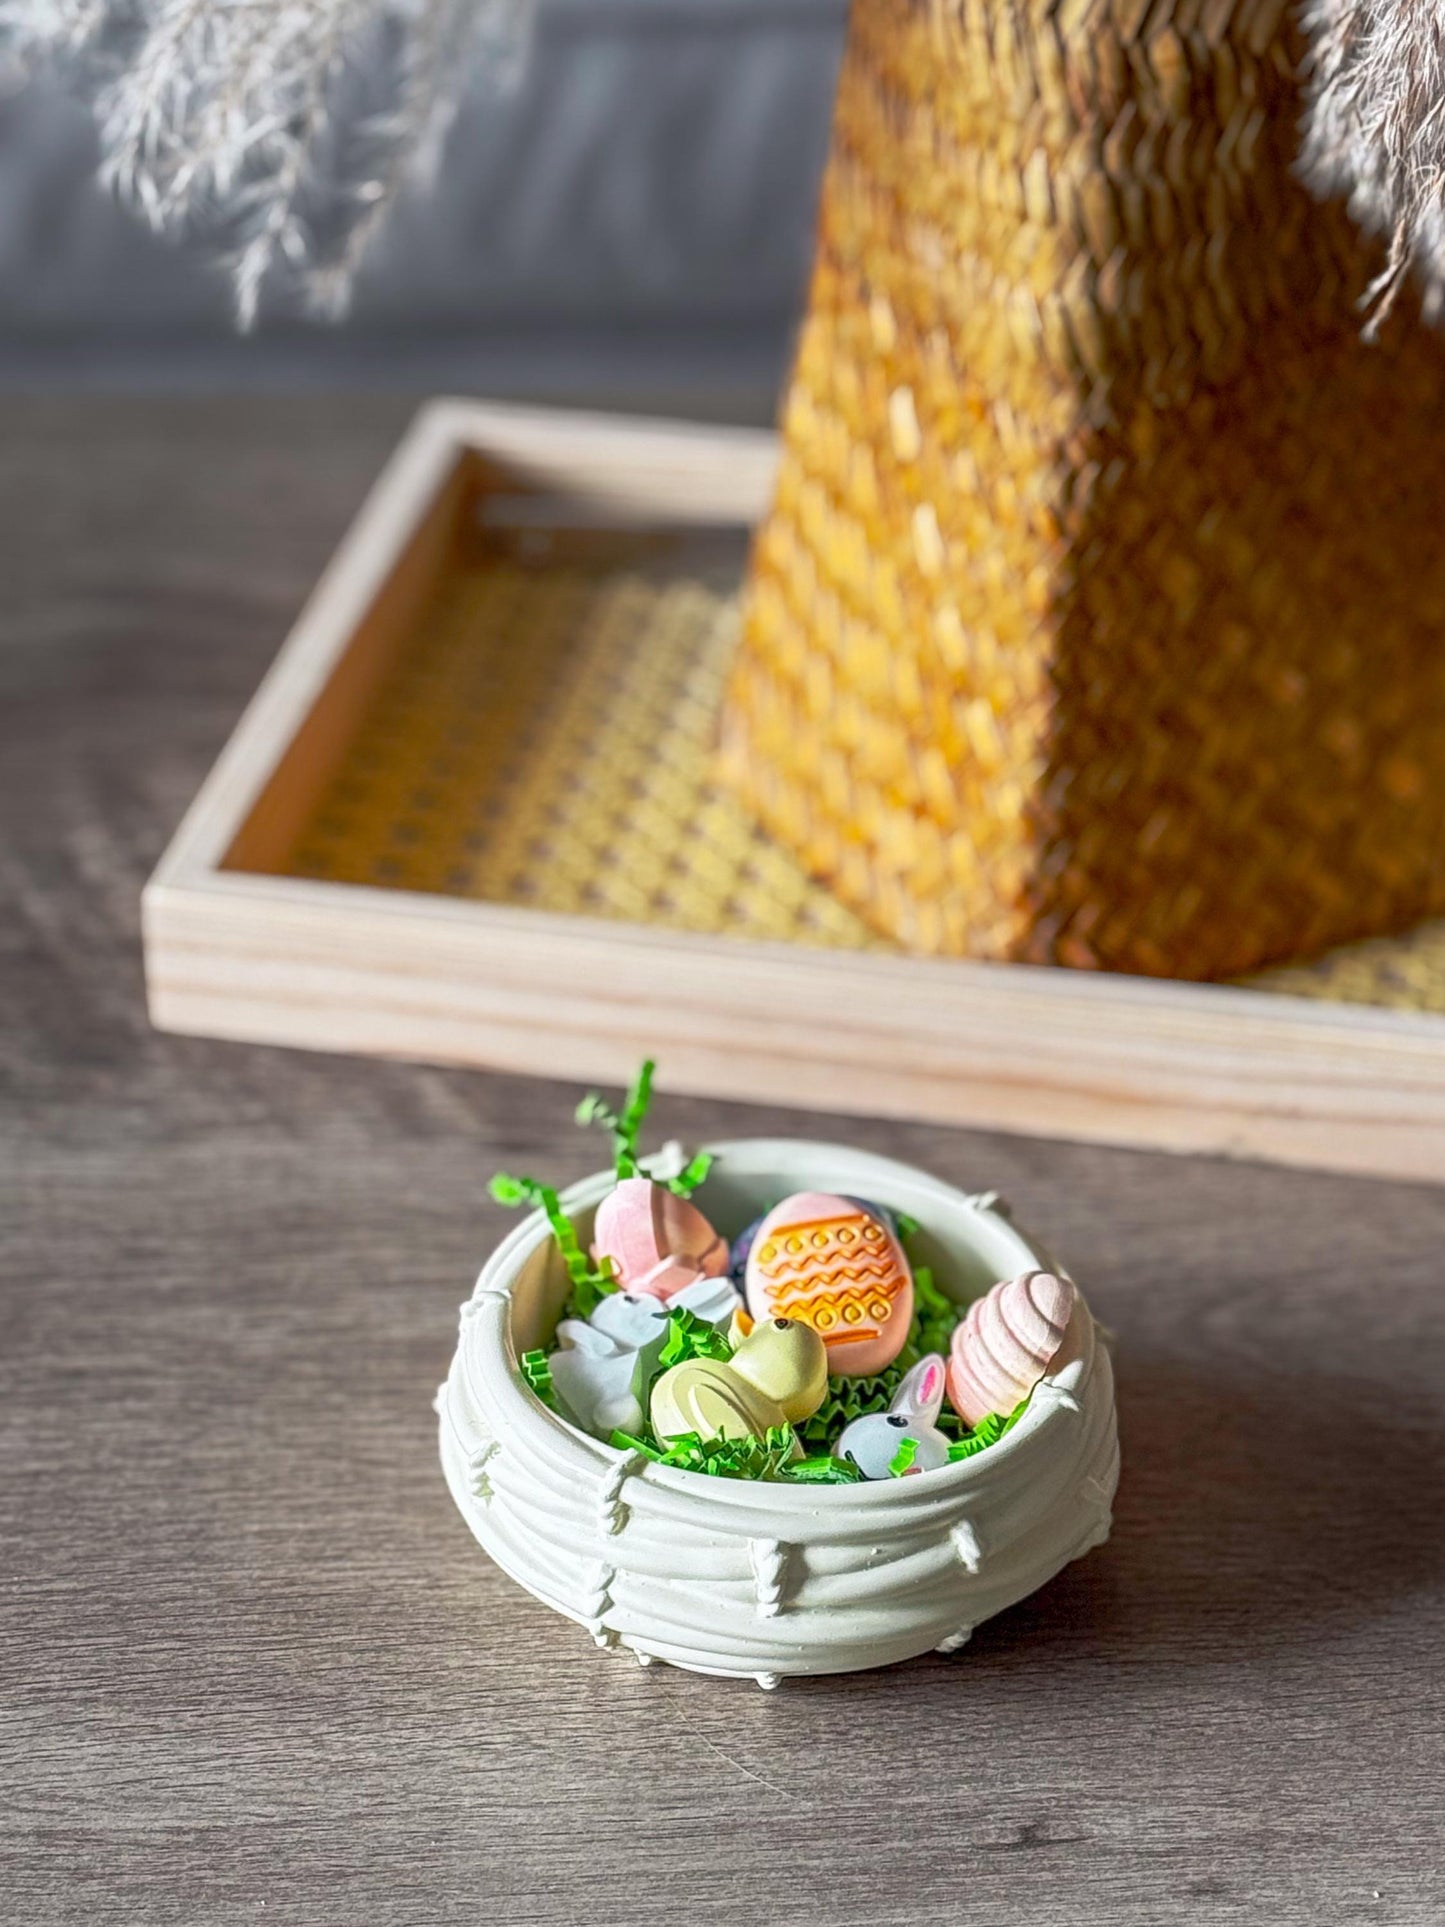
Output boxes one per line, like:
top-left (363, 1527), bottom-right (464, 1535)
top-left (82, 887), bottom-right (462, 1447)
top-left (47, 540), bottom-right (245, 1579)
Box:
top-left (722, 0), bottom-right (1445, 979)
top-left (438, 1140), bottom-right (1118, 1684)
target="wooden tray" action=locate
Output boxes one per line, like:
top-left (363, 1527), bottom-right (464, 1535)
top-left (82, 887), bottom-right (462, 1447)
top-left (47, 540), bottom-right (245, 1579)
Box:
top-left (143, 400), bottom-right (1445, 1183)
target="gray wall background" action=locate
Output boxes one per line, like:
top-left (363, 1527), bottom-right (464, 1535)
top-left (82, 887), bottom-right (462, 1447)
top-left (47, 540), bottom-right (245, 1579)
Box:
top-left (0, 0), bottom-right (848, 414)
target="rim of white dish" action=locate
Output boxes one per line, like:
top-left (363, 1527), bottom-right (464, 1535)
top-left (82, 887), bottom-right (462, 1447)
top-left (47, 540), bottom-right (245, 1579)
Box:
top-left (466, 1137), bottom-right (1091, 1505)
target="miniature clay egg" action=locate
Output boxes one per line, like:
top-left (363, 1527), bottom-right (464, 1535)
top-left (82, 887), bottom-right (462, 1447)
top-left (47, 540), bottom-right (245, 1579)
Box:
top-left (946, 1270), bottom-right (1077, 1427)
top-left (592, 1176), bottom-right (728, 1300)
top-left (650, 1316), bottom-right (828, 1444)
top-left (744, 1192), bottom-right (913, 1376)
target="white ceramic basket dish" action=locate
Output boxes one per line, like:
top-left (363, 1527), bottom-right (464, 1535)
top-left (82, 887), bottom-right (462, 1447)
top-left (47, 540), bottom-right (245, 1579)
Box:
top-left (438, 1140), bottom-right (1119, 1684)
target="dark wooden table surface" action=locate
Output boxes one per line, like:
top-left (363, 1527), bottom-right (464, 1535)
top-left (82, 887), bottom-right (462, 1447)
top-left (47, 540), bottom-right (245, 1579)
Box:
top-left (4, 397), bottom-right (1444, 1927)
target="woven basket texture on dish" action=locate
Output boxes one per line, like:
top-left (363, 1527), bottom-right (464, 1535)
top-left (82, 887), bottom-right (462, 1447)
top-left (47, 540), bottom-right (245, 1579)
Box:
top-left (721, 0), bottom-right (1445, 978)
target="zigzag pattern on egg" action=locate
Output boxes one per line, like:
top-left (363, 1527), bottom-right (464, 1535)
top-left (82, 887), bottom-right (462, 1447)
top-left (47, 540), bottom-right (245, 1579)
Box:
top-left (768, 1252), bottom-right (900, 1283)
top-left (753, 1214), bottom-right (906, 1323)
top-left (745, 1192), bottom-right (913, 1377)
top-left (769, 1277), bottom-right (899, 1319)
top-left (755, 1218), bottom-right (892, 1268)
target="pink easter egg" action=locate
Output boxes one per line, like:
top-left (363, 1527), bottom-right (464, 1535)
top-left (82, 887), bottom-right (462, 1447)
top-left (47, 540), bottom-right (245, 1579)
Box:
top-left (744, 1191), bottom-right (913, 1376)
top-left (946, 1270), bottom-right (1076, 1426)
top-left (592, 1177), bottom-right (728, 1300)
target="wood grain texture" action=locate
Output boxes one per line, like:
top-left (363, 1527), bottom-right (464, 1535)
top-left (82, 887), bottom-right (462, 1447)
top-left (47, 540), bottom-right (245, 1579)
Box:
top-left (3, 397), bottom-right (1444, 1927)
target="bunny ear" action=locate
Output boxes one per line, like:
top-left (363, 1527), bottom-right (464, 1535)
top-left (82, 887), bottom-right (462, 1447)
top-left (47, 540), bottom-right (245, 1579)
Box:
top-left (555, 1318), bottom-right (618, 1357)
top-left (892, 1354), bottom-right (946, 1423)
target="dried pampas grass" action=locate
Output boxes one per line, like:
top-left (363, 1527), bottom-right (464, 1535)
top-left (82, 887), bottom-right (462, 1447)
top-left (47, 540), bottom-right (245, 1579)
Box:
top-left (1302, 0), bottom-right (1445, 334)
top-left (11, 0), bottom-right (1444, 341)
top-left (0, 0), bottom-right (533, 325)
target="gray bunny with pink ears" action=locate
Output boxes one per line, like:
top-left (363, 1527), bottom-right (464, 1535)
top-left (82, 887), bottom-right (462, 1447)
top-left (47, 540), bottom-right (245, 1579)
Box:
top-left (836, 1353), bottom-right (952, 1479)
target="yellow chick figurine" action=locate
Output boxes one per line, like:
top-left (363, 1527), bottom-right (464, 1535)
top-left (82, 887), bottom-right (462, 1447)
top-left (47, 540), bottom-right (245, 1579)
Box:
top-left (650, 1317), bottom-right (828, 1445)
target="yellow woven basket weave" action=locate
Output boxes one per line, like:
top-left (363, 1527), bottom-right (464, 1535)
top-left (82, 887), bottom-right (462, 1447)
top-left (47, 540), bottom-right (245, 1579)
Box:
top-left (269, 551), bottom-right (1445, 1014)
top-left (722, 0), bottom-right (1445, 978)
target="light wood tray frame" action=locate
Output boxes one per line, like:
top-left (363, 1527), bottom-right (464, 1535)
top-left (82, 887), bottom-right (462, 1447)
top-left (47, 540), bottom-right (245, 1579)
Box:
top-left (143, 400), bottom-right (1445, 1184)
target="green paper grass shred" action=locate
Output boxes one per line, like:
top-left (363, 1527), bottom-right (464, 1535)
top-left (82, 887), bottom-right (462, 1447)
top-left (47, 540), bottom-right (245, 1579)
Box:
top-left (667, 1149), bottom-right (713, 1198)
top-left (488, 1170), bottom-right (618, 1319)
top-left (889, 1435), bottom-right (920, 1477)
top-left (518, 1349), bottom-right (556, 1409)
top-left (947, 1413), bottom-right (1003, 1460)
top-left (615, 1059), bottom-right (655, 1176)
top-left (574, 1091), bottom-right (623, 1150)
top-left (934, 1409), bottom-right (972, 1444)
top-left (946, 1398), bottom-right (1029, 1461)
top-left (576, 1060), bottom-right (711, 1195)
top-left (575, 1058), bottom-right (654, 1178)
top-left (610, 1424), bottom-right (813, 1482)
top-left (910, 1264), bottom-right (959, 1360)
top-left (562, 1260), bottom-right (620, 1323)
top-left (648, 1425), bottom-right (797, 1480)
top-left (779, 1454), bottom-right (863, 1485)
top-left (657, 1305), bottom-right (733, 1371)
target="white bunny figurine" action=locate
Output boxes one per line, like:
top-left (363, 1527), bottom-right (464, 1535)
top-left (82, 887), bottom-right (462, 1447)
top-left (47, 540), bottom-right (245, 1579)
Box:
top-left (548, 1317), bottom-right (652, 1438)
top-left (836, 1354), bottom-right (952, 1479)
top-left (547, 1272), bottom-right (741, 1439)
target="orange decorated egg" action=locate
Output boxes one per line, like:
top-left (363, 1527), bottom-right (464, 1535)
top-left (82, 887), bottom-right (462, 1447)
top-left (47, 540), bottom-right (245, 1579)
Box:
top-left (743, 1192), bottom-right (913, 1376)
top-left (592, 1177), bottom-right (728, 1300)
